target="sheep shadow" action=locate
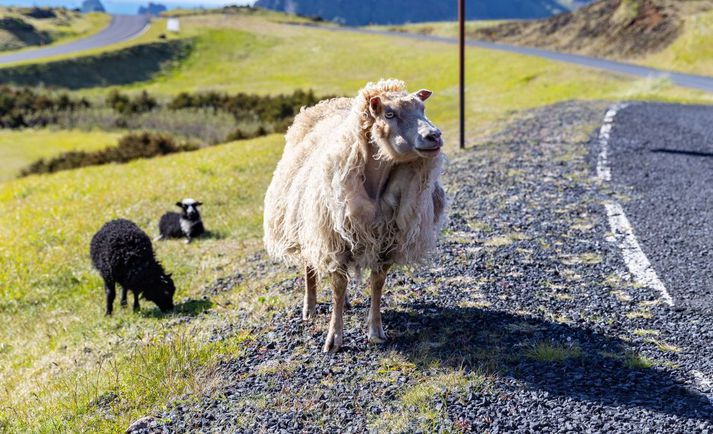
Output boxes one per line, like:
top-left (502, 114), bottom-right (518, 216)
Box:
top-left (200, 230), bottom-right (229, 241)
top-left (140, 298), bottom-right (213, 318)
top-left (384, 304), bottom-right (713, 422)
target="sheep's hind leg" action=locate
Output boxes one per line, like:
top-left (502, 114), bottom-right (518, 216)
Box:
top-left (303, 265), bottom-right (317, 320)
top-left (104, 280), bottom-right (116, 316)
top-left (323, 270), bottom-right (348, 353)
top-left (367, 264), bottom-right (390, 344)
top-left (133, 291), bottom-right (140, 312)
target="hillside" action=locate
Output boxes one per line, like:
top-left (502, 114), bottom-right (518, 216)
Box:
top-left (473, 0), bottom-right (696, 58)
top-left (0, 7), bottom-right (108, 52)
top-left (254, 0), bottom-right (592, 25)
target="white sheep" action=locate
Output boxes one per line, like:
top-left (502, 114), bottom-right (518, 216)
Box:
top-left (263, 79), bottom-right (447, 352)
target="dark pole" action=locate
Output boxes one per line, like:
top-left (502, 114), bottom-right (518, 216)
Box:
top-left (458, 0), bottom-right (465, 149)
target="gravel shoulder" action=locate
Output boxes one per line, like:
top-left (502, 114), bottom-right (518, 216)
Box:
top-left (129, 101), bottom-right (713, 433)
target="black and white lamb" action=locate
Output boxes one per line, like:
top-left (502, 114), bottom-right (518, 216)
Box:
top-left (90, 219), bottom-right (176, 315)
top-left (157, 198), bottom-right (205, 244)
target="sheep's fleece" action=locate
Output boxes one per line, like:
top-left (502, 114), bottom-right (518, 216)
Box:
top-left (263, 79), bottom-right (446, 276)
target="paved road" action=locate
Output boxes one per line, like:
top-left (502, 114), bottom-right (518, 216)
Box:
top-left (322, 26), bottom-right (713, 94)
top-left (0, 15), bottom-right (150, 65)
top-left (608, 103), bottom-right (713, 310)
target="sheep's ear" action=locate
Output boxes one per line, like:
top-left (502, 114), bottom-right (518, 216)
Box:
top-left (176, 202), bottom-right (183, 208)
top-left (416, 89), bottom-right (432, 101)
top-left (369, 96), bottom-right (382, 116)
top-left (195, 202), bottom-right (203, 207)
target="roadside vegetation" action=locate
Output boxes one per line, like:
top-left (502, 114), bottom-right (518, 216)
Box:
top-left (2, 7), bottom-right (713, 433)
top-left (0, 7), bottom-right (109, 52)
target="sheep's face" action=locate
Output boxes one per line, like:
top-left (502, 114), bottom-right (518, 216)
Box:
top-left (146, 274), bottom-right (175, 312)
top-left (176, 199), bottom-right (202, 221)
top-left (368, 89), bottom-right (442, 162)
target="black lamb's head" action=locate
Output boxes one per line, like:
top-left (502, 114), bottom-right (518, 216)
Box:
top-left (176, 198), bottom-right (202, 221)
top-left (145, 273), bottom-right (175, 312)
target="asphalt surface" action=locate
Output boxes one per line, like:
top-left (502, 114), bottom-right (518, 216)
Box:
top-left (607, 103), bottom-right (713, 311)
top-left (319, 26), bottom-right (713, 94)
top-left (127, 102), bottom-right (713, 433)
top-left (0, 15), bottom-right (149, 65)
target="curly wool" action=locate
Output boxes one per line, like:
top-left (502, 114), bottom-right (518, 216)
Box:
top-left (263, 79), bottom-right (446, 276)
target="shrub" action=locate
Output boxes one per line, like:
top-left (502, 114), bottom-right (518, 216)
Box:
top-left (106, 90), bottom-right (157, 115)
top-left (0, 86), bottom-right (89, 128)
top-left (22, 7), bottom-right (58, 19)
top-left (20, 132), bottom-right (197, 176)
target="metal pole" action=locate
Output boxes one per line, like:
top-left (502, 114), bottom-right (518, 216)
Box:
top-left (459, 0), bottom-right (465, 149)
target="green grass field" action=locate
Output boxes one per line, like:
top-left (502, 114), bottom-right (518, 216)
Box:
top-left (2, 10), bottom-right (713, 433)
top-left (0, 129), bottom-right (122, 181)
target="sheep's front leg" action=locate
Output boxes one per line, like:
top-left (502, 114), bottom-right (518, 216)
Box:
top-left (133, 291), bottom-right (140, 312)
top-left (368, 264), bottom-right (390, 344)
top-left (303, 265), bottom-right (317, 320)
top-left (104, 280), bottom-right (116, 316)
top-left (120, 286), bottom-right (128, 308)
top-left (323, 271), bottom-right (348, 353)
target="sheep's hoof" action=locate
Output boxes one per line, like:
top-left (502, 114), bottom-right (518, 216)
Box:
top-left (368, 327), bottom-right (388, 344)
top-left (302, 306), bottom-right (316, 321)
top-left (184, 238), bottom-right (191, 244)
top-left (322, 330), bottom-right (343, 353)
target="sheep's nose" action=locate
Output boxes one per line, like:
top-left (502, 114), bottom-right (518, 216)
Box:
top-left (425, 129), bottom-right (442, 143)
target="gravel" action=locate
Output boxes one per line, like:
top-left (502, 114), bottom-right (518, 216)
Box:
top-left (128, 101), bottom-right (713, 433)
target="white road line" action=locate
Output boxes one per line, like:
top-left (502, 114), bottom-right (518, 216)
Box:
top-left (597, 104), bottom-right (674, 306)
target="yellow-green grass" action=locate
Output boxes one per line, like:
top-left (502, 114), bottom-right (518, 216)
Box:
top-left (385, 8), bottom-right (713, 77)
top-left (110, 14), bottom-right (713, 146)
top-left (0, 134), bottom-right (284, 432)
top-left (366, 19), bottom-right (504, 39)
top-left (638, 7), bottom-right (713, 75)
top-left (0, 9), bottom-right (110, 52)
top-left (0, 128), bottom-right (122, 181)
top-left (0, 17), bottom-right (168, 68)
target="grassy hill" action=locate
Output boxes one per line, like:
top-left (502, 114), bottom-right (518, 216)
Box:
top-left (388, 0), bottom-right (713, 76)
top-left (0, 7), bottom-right (109, 52)
top-left (1, 8), bottom-right (713, 433)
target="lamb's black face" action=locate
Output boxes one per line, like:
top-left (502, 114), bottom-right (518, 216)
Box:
top-left (146, 274), bottom-right (175, 312)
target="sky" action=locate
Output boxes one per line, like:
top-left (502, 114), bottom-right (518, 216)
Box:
top-left (0, 0), bottom-right (253, 14)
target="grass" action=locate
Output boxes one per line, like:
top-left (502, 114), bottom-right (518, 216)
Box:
top-left (372, 370), bottom-right (488, 432)
top-left (366, 19), bottom-right (503, 38)
top-left (0, 134), bottom-right (283, 431)
top-left (0, 9), bottom-right (109, 52)
top-left (639, 7), bottom-right (713, 75)
top-left (526, 341), bottom-right (582, 362)
top-left (0, 17), bottom-right (168, 68)
top-left (0, 128), bottom-right (122, 181)
top-left (3, 10), bottom-right (713, 432)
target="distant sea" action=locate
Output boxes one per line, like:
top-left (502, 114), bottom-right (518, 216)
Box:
top-left (0, 0), bottom-right (252, 15)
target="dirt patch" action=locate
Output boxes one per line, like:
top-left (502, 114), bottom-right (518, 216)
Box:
top-left (473, 0), bottom-right (705, 59)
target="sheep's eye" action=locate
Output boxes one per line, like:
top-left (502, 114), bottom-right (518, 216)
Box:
top-left (385, 111), bottom-right (395, 119)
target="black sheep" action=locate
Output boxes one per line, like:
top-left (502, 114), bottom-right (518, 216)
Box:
top-left (157, 198), bottom-right (205, 244)
top-left (90, 219), bottom-right (175, 315)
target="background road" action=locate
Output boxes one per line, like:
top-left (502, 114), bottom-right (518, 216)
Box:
top-left (608, 103), bottom-right (713, 311)
top-left (330, 27), bottom-right (713, 94)
top-left (0, 15), bottom-right (150, 65)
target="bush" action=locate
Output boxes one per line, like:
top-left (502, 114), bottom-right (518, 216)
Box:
top-left (22, 7), bottom-right (58, 19)
top-left (20, 132), bottom-right (197, 176)
top-left (0, 86), bottom-right (89, 128)
top-left (106, 90), bottom-right (157, 115)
